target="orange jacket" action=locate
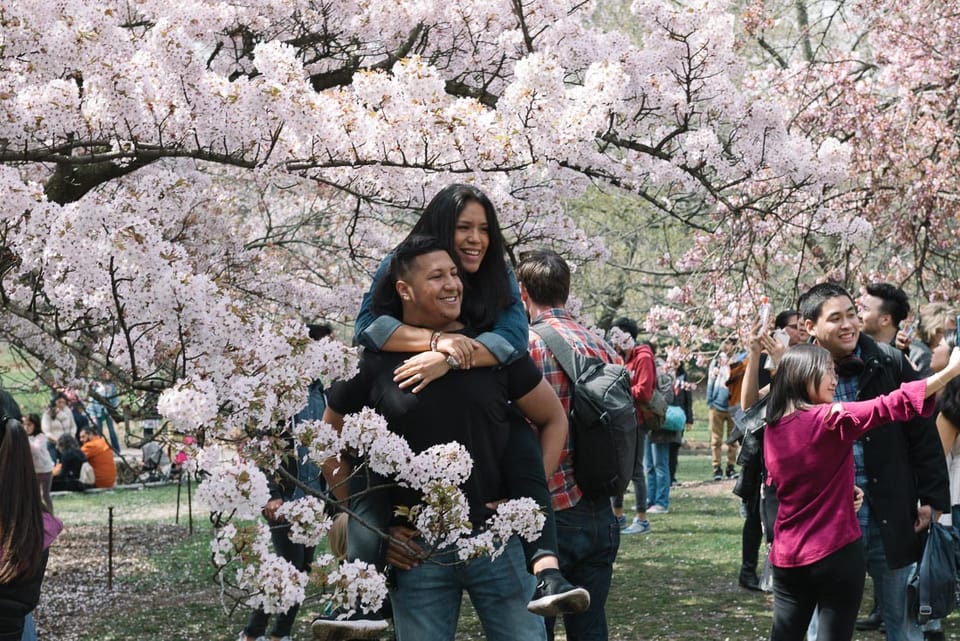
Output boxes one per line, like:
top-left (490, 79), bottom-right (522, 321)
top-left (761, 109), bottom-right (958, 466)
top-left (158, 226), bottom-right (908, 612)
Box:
top-left (81, 435), bottom-right (117, 488)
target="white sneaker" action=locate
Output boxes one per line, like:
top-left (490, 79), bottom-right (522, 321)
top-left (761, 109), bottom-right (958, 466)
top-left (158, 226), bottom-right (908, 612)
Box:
top-left (646, 505), bottom-right (669, 514)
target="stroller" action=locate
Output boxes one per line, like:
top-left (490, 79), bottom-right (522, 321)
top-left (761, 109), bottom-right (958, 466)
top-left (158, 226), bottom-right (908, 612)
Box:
top-left (140, 441), bottom-right (172, 483)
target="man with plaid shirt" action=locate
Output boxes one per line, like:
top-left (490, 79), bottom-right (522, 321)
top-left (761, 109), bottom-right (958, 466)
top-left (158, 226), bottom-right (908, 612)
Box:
top-left (517, 249), bottom-right (622, 641)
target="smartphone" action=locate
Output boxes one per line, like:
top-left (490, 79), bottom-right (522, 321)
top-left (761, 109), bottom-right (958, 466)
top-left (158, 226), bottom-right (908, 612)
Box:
top-left (773, 328), bottom-right (790, 347)
top-left (900, 319), bottom-right (915, 339)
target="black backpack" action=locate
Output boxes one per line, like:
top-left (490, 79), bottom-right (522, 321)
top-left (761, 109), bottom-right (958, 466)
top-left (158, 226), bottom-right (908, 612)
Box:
top-left (533, 322), bottom-right (639, 498)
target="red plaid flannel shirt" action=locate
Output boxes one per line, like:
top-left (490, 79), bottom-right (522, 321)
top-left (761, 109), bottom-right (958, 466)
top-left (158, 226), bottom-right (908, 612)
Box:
top-left (528, 309), bottom-right (623, 511)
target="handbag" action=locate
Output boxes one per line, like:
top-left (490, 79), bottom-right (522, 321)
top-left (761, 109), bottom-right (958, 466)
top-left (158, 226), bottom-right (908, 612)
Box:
top-left (661, 405), bottom-right (686, 432)
top-left (907, 520), bottom-right (960, 623)
top-left (732, 397), bottom-right (769, 499)
top-left (79, 461), bottom-right (96, 486)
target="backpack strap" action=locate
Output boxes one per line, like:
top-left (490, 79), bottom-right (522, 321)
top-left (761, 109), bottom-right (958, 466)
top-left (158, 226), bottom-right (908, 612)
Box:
top-left (531, 321), bottom-right (580, 384)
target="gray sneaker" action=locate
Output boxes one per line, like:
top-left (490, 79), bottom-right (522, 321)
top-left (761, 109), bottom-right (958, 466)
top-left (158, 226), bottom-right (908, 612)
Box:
top-left (622, 518), bottom-right (651, 535)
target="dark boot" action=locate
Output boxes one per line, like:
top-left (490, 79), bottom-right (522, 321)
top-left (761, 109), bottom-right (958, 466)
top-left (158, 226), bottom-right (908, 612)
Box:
top-left (854, 606), bottom-right (882, 631)
top-left (738, 565), bottom-right (762, 591)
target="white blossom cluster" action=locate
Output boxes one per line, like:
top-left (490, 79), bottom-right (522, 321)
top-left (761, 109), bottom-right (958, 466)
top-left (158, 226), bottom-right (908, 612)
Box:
top-left (457, 498), bottom-right (546, 561)
top-left (195, 458), bottom-right (271, 520)
top-left (275, 496), bottom-right (332, 547)
top-left (324, 560), bottom-right (390, 617)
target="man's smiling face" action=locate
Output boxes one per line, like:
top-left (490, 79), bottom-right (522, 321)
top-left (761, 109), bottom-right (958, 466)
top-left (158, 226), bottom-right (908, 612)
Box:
top-left (805, 295), bottom-right (861, 360)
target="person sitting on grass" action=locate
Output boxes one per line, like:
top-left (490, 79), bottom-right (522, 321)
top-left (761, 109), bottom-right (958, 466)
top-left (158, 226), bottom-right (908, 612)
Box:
top-left (51, 434), bottom-right (88, 492)
top-left (79, 426), bottom-right (116, 489)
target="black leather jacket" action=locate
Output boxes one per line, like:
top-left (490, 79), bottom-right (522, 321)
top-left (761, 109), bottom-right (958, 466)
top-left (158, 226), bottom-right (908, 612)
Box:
top-left (856, 334), bottom-right (949, 569)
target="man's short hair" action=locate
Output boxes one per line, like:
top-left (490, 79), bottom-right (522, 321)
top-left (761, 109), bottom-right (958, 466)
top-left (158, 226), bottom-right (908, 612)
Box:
top-left (372, 235), bottom-right (451, 318)
top-left (611, 317), bottom-right (639, 340)
top-left (775, 309), bottom-right (799, 329)
top-left (798, 282), bottom-right (855, 324)
top-left (516, 249), bottom-right (570, 307)
top-left (865, 282), bottom-right (911, 326)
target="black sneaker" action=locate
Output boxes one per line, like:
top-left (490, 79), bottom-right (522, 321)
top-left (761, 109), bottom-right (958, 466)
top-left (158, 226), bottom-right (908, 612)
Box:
top-left (726, 464), bottom-right (738, 479)
top-left (712, 466), bottom-right (723, 481)
top-left (854, 608), bottom-right (883, 631)
top-left (527, 568), bottom-right (591, 617)
top-left (311, 611), bottom-right (389, 641)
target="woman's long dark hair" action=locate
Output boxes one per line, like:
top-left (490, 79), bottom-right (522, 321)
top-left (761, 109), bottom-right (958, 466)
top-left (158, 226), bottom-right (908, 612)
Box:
top-left (25, 413), bottom-right (42, 436)
top-left (0, 418), bottom-right (46, 582)
top-left (765, 344), bottom-right (834, 424)
top-left (406, 184), bottom-right (512, 331)
top-left (939, 378), bottom-right (960, 428)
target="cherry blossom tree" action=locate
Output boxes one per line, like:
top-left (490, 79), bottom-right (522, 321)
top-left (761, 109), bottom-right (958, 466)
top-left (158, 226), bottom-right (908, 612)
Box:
top-left (738, 0), bottom-right (960, 304)
top-left (0, 0), bottom-right (854, 611)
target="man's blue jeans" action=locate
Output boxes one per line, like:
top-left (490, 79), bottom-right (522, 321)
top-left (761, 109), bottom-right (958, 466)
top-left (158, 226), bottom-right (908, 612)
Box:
top-left (862, 518), bottom-right (921, 641)
top-left (346, 469), bottom-right (391, 567)
top-left (390, 536), bottom-right (546, 641)
top-left (546, 496), bottom-right (620, 641)
top-left (644, 439), bottom-right (671, 510)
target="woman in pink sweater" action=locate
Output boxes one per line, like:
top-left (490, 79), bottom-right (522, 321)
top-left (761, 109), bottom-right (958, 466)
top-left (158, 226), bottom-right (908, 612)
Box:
top-left (760, 342), bottom-right (960, 641)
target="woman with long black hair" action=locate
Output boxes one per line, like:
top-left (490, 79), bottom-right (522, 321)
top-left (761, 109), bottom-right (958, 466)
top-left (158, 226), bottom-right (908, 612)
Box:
top-left (0, 417), bottom-right (63, 641)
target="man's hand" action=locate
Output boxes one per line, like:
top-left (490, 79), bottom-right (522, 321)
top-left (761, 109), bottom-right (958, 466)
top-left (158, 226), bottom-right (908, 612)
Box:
top-left (263, 498), bottom-right (284, 522)
top-left (853, 486), bottom-right (864, 512)
top-left (385, 526), bottom-right (423, 570)
top-left (894, 329), bottom-right (913, 352)
top-left (914, 504), bottom-right (936, 533)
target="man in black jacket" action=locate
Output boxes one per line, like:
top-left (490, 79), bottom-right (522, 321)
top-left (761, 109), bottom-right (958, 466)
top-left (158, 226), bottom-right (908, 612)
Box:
top-left (799, 283), bottom-right (948, 641)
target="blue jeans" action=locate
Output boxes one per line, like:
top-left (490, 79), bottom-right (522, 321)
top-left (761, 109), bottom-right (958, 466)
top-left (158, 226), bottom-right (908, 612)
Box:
top-left (862, 519), bottom-right (921, 641)
top-left (21, 613), bottom-right (36, 641)
top-left (644, 439), bottom-right (671, 510)
top-left (346, 469), bottom-right (391, 568)
top-left (96, 413), bottom-right (121, 453)
top-left (546, 497), bottom-right (620, 641)
top-left (390, 536), bottom-right (546, 641)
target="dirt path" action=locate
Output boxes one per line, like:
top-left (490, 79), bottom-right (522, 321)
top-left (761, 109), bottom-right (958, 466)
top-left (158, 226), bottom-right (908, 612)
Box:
top-left (34, 522), bottom-right (215, 641)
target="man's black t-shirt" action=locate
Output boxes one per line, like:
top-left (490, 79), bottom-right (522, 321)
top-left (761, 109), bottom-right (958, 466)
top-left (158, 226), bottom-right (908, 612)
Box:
top-left (327, 349), bottom-right (542, 524)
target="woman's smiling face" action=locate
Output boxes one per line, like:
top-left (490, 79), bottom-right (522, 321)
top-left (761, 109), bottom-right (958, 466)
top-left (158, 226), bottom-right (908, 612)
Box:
top-left (453, 201), bottom-right (489, 274)
top-left (807, 364), bottom-right (837, 404)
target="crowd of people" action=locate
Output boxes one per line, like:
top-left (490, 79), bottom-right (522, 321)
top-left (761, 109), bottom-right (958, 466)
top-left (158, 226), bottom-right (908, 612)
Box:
top-left (238, 184), bottom-right (960, 641)
top-left (3, 374), bottom-right (122, 538)
top-left (32, 375), bottom-right (122, 498)
top-left (3, 182), bottom-right (957, 641)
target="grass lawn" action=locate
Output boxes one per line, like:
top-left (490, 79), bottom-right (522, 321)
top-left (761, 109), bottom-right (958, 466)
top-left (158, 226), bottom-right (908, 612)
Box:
top-left (36, 456), bottom-right (959, 640)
